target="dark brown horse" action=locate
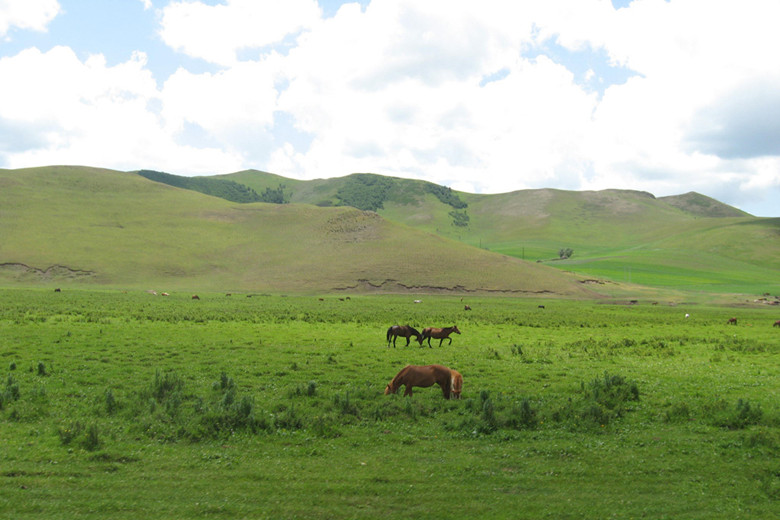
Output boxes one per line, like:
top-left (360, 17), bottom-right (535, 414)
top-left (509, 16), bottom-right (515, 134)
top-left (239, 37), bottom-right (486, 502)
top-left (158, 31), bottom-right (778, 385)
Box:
top-left (774, 320), bottom-right (780, 328)
top-left (421, 325), bottom-right (461, 348)
top-left (727, 317), bottom-right (737, 325)
top-left (386, 325), bottom-right (423, 347)
top-left (450, 369), bottom-right (463, 399)
top-left (384, 364), bottom-right (453, 399)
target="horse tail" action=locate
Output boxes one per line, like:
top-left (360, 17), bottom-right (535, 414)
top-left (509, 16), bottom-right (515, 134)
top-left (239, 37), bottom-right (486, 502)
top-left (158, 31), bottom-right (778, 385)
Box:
top-left (442, 370), bottom-right (453, 399)
top-left (386, 326), bottom-right (393, 342)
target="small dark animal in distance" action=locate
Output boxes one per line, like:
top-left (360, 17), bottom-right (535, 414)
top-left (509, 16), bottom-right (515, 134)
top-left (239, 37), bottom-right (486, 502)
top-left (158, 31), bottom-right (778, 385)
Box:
top-left (773, 320), bottom-right (780, 327)
top-left (727, 317), bottom-right (737, 325)
top-left (192, 295), bottom-right (200, 300)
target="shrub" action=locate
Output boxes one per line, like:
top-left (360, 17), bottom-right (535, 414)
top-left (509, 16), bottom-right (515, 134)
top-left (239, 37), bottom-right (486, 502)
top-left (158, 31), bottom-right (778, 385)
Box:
top-left (151, 370), bottom-right (184, 402)
top-left (57, 421), bottom-right (84, 446)
top-left (506, 398), bottom-right (538, 430)
top-left (83, 424), bottom-right (100, 451)
top-left (707, 398), bottom-right (763, 430)
top-left (1, 375), bottom-right (21, 408)
top-left (551, 372), bottom-right (640, 430)
top-left (105, 389), bottom-right (118, 415)
top-left (333, 391), bottom-right (359, 417)
top-left (663, 402), bottom-right (691, 423)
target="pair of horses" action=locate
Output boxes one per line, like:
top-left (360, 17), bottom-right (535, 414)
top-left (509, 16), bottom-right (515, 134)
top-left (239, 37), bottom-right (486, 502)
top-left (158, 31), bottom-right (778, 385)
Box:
top-left (386, 325), bottom-right (461, 348)
top-left (384, 364), bottom-right (463, 399)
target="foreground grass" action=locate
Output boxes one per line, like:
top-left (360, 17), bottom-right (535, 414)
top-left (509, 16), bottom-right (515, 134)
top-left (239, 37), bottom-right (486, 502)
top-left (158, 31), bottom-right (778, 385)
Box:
top-left (1, 289), bottom-right (779, 518)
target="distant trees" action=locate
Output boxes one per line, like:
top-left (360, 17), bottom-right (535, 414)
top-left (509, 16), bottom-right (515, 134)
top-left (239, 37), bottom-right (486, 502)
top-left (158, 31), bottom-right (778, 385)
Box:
top-left (449, 210), bottom-right (470, 227)
top-left (335, 174), bottom-right (393, 211)
top-left (425, 184), bottom-right (467, 209)
top-left (136, 170), bottom-right (262, 203)
top-left (559, 248), bottom-right (574, 259)
top-left (258, 184), bottom-right (288, 204)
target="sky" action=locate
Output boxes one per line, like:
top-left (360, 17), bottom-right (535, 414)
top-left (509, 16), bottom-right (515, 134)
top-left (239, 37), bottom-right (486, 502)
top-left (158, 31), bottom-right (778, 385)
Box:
top-left (1, 0), bottom-right (779, 217)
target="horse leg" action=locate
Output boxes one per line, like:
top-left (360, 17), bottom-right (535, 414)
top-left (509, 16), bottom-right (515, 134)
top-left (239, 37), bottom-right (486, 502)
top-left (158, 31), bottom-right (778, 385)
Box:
top-left (405, 336), bottom-right (411, 347)
top-left (439, 338), bottom-right (444, 347)
top-left (403, 385), bottom-right (413, 397)
top-left (447, 337), bottom-right (453, 346)
top-left (427, 337), bottom-right (432, 348)
top-left (439, 381), bottom-right (451, 399)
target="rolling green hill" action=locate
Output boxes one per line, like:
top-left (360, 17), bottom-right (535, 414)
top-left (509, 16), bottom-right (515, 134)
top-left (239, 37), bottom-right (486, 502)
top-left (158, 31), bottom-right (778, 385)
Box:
top-left (0, 166), bottom-right (594, 296)
top-left (220, 170), bottom-right (780, 296)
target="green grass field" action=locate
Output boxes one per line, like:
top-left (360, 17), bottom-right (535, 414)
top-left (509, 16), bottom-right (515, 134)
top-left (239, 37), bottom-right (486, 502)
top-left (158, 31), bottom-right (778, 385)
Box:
top-left (2, 289), bottom-right (778, 519)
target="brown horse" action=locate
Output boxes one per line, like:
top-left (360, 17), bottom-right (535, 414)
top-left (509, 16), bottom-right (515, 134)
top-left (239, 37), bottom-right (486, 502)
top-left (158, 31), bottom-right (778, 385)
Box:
top-left (450, 369), bottom-right (463, 399)
top-left (727, 317), bottom-right (737, 325)
top-left (421, 325), bottom-right (461, 348)
top-left (386, 325), bottom-right (423, 347)
top-left (384, 364), bottom-right (453, 399)
top-left (774, 320), bottom-right (780, 328)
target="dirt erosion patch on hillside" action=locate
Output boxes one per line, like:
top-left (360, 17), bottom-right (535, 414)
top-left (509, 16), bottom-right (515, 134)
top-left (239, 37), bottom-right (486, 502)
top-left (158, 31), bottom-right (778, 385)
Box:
top-left (323, 211), bottom-right (382, 243)
top-left (333, 278), bottom-right (558, 295)
top-left (0, 263), bottom-right (95, 282)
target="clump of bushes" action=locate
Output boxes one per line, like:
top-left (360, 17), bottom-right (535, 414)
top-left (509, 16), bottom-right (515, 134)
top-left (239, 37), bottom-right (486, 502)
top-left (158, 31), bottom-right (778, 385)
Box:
top-left (551, 371), bottom-right (640, 430)
top-left (706, 398), bottom-right (763, 430)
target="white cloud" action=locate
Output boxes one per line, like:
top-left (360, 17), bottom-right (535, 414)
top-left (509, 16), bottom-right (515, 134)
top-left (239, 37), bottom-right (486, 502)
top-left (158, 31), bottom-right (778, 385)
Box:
top-left (0, 0), bottom-right (60, 37)
top-left (0, 46), bottom-right (242, 173)
top-left (158, 0), bottom-right (322, 66)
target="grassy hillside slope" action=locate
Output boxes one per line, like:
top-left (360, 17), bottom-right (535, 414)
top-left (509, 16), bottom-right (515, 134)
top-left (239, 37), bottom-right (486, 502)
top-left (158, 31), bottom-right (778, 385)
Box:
top-left (222, 171), bottom-right (780, 296)
top-left (0, 166), bottom-right (593, 295)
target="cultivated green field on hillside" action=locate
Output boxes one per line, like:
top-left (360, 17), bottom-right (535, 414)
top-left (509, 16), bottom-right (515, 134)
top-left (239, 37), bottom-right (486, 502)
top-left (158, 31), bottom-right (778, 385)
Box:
top-left (1, 289), bottom-right (779, 519)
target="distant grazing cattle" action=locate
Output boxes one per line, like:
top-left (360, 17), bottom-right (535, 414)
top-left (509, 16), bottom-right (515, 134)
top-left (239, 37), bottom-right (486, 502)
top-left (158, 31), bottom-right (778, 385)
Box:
top-left (538, 305), bottom-right (545, 309)
top-left (464, 305), bottom-right (471, 311)
top-left (54, 288), bottom-right (61, 292)
top-left (773, 320), bottom-right (780, 328)
top-left (192, 295), bottom-right (200, 300)
top-left (727, 317), bottom-right (737, 325)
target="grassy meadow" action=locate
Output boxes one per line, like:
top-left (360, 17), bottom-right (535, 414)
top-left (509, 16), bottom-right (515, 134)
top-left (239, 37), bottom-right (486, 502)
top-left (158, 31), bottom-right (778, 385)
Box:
top-left (2, 289), bottom-right (779, 519)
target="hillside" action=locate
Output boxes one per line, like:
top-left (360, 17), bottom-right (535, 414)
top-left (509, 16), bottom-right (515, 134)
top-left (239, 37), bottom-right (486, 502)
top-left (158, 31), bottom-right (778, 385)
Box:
top-left (0, 166), bottom-right (594, 296)
top-left (220, 171), bottom-right (780, 295)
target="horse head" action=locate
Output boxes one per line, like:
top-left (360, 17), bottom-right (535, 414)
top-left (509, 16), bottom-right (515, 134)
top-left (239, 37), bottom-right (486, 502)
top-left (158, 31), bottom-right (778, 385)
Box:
top-left (452, 325), bottom-right (462, 334)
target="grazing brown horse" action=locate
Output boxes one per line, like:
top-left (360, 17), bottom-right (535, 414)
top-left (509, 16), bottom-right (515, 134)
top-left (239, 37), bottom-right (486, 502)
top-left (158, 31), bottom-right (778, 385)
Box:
top-left (421, 325), bottom-right (461, 348)
top-left (727, 317), bottom-right (737, 325)
top-left (386, 325), bottom-right (423, 347)
top-left (450, 369), bottom-right (463, 399)
top-left (384, 364), bottom-right (453, 399)
top-left (774, 320), bottom-right (780, 328)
